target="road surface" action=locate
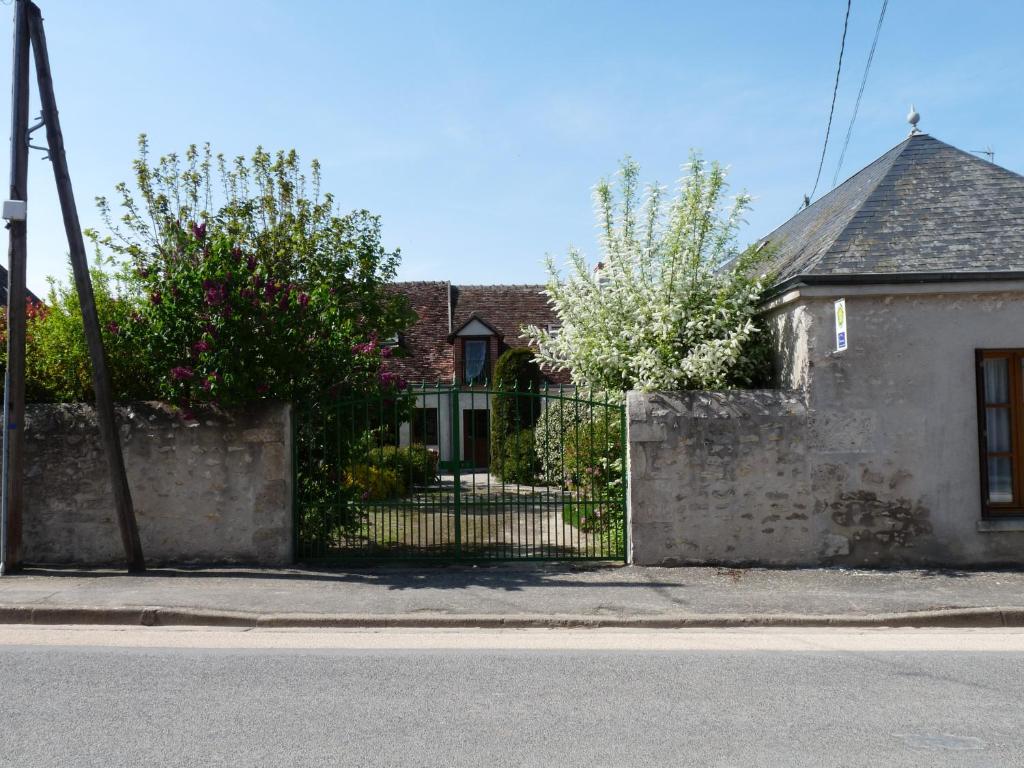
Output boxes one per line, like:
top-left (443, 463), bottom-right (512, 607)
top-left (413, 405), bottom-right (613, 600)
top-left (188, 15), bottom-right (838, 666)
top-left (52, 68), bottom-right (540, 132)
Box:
top-left (1, 626), bottom-right (1022, 767)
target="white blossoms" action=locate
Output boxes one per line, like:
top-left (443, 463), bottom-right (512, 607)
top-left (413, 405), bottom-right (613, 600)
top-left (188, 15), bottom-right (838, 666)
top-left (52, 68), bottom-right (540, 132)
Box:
top-left (526, 154), bottom-right (767, 394)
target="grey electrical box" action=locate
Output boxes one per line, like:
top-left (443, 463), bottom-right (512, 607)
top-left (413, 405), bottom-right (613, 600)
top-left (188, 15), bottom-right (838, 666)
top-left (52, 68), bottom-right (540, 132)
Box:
top-left (2, 200), bottom-right (26, 221)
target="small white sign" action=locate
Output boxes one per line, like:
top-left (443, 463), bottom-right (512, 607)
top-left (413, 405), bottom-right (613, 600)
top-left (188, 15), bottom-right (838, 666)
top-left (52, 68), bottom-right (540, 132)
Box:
top-left (834, 298), bottom-right (848, 352)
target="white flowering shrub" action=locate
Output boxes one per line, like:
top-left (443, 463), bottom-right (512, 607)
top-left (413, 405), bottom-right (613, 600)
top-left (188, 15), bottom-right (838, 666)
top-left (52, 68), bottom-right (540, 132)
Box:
top-left (526, 154), bottom-right (769, 393)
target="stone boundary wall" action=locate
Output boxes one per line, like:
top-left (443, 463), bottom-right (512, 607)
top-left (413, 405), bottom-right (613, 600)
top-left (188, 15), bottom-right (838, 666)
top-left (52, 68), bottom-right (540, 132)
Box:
top-left (628, 387), bottom-right (1024, 568)
top-left (23, 402), bottom-right (293, 566)
top-left (628, 391), bottom-right (817, 566)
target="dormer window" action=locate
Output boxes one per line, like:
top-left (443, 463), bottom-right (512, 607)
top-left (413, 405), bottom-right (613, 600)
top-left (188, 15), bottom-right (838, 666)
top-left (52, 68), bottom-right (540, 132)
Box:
top-left (464, 339), bottom-right (488, 384)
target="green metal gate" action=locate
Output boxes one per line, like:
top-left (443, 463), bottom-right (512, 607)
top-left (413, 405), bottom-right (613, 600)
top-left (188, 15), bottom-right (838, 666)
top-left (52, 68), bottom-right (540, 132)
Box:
top-left (294, 385), bottom-right (626, 562)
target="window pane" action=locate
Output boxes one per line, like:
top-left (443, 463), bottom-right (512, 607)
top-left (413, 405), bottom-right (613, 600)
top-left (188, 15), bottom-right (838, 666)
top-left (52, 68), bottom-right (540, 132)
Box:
top-left (413, 408), bottom-right (438, 445)
top-left (988, 456), bottom-right (1014, 503)
top-left (984, 357), bottom-right (1009, 404)
top-left (464, 341), bottom-right (486, 383)
top-left (986, 408), bottom-right (1012, 453)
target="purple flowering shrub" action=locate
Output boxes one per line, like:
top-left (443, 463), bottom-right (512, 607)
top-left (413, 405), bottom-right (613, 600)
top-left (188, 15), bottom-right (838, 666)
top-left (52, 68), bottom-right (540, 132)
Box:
top-left (86, 136), bottom-right (413, 411)
top-left (81, 137), bottom-right (417, 536)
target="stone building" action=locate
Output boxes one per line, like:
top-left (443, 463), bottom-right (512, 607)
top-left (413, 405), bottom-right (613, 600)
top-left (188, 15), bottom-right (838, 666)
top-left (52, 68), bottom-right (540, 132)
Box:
top-left (630, 130), bottom-right (1024, 566)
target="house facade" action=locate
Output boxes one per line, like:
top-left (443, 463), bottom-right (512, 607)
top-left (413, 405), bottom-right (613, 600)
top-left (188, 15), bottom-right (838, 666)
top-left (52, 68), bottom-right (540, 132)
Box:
top-left (384, 282), bottom-right (567, 469)
top-left (629, 130), bottom-right (1024, 567)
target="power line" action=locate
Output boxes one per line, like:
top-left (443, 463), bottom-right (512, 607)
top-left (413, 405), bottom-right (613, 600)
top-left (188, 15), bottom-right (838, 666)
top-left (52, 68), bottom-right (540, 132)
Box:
top-left (804, 0), bottom-right (852, 208)
top-left (832, 0), bottom-right (889, 188)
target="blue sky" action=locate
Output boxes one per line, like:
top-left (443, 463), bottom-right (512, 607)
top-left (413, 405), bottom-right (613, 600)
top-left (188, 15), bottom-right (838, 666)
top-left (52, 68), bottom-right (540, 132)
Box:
top-left (9, 0), bottom-right (1024, 296)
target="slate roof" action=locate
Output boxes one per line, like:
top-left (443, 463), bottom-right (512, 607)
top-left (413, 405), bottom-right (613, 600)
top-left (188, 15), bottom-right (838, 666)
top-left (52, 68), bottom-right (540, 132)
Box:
top-left (384, 281), bottom-right (565, 384)
top-left (759, 133), bottom-right (1024, 290)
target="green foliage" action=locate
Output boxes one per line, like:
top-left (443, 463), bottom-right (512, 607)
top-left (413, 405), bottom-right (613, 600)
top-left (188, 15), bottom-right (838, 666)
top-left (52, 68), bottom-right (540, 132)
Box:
top-left (490, 348), bottom-right (543, 481)
top-left (84, 135), bottom-right (414, 408)
top-left (534, 394), bottom-right (622, 495)
top-left (0, 266), bottom-right (154, 403)
top-left (492, 429), bottom-right (538, 485)
top-left (344, 463), bottom-right (404, 501)
top-left (525, 153), bottom-right (771, 393)
top-left (364, 444), bottom-right (440, 489)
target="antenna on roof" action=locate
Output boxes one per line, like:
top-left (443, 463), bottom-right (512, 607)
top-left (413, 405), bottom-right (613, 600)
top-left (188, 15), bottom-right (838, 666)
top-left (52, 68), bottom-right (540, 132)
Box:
top-left (970, 147), bottom-right (995, 164)
top-left (907, 105), bottom-right (921, 135)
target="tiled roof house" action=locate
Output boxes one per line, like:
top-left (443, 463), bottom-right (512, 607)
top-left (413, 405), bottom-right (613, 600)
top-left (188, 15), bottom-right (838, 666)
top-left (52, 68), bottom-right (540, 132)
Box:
top-left (383, 281), bottom-right (568, 469)
top-left (385, 282), bottom-right (569, 386)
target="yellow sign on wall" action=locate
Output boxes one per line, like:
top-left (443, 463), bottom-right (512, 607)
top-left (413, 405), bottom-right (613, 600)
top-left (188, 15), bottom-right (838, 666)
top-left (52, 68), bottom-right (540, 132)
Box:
top-left (835, 299), bottom-right (848, 352)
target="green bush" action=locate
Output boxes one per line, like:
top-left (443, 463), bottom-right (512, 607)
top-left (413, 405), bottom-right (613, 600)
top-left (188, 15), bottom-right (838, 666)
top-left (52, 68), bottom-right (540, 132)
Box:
top-left (493, 429), bottom-right (538, 485)
top-left (490, 347), bottom-right (544, 481)
top-left (344, 463), bottom-right (404, 500)
top-left (366, 444), bottom-right (439, 488)
top-left (1, 266), bottom-right (155, 403)
top-left (86, 136), bottom-right (413, 409)
top-left (534, 393), bottom-right (622, 496)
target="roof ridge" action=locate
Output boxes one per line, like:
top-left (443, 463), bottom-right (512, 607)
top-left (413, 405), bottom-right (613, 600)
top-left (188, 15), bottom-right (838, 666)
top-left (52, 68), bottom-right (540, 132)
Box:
top-left (757, 135), bottom-right (912, 250)
top-left (818, 135), bottom-right (923, 261)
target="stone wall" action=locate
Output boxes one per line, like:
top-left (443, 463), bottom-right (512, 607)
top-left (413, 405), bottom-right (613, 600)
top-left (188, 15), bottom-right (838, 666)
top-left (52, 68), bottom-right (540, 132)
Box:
top-left (628, 391), bottom-right (816, 566)
top-left (629, 285), bottom-right (1024, 568)
top-left (23, 402), bottom-right (293, 566)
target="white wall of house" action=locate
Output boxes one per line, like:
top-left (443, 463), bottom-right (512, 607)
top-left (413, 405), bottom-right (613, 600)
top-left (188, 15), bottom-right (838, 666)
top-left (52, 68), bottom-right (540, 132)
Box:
top-left (770, 282), bottom-right (1024, 565)
top-left (398, 389), bottom-right (494, 466)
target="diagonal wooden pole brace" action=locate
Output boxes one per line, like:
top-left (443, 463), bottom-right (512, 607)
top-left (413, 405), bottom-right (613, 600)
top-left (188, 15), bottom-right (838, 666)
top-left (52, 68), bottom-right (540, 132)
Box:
top-left (26, 1), bottom-right (145, 572)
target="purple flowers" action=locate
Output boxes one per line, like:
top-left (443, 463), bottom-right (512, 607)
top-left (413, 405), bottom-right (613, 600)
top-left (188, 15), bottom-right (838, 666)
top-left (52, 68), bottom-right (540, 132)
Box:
top-left (203, 280), bottom-right (227, 306)
top-left (378, 371), bottom-right (407, 390)
top-left (106, 321), bottom-right (121, 335)
top-left (191, 221), bottom-right (207, 241)
top-left (297, 293), bottom-right (310, 309)
top-left (170, 366), bottom-right (194, 381)
top-left (246, 254), bottom-right (257, 272)
top-left (192, 340), bottom-right (211, 354)
top-left (150, 291), bottom-right (163, 306)
top-left (352, 337), bottom-right (377, 355)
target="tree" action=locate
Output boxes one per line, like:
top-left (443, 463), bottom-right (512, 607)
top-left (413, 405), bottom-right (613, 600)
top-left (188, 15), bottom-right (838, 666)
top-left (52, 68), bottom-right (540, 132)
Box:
top-left (525, 154), bottom-right (769, 394)
top-left (490, 347), bottom-right (544, 482)
top-left (85, 136), bottom-right (413, 408)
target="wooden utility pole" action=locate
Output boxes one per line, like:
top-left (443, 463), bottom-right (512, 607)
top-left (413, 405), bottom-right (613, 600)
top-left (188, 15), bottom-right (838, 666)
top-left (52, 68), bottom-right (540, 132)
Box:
top-left (13, 2), bottom-right (145, 571)
top-left (1, 0), bottom-right (31, 573)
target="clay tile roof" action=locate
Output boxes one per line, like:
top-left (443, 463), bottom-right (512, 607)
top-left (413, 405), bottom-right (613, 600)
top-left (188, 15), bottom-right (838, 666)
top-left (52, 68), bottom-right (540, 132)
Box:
top-left (450, 284), bottom-right (556, 348)
top-left (384, 281), bottom-right (454, 384)
top-left (384, 282), bottom-right (569, 384)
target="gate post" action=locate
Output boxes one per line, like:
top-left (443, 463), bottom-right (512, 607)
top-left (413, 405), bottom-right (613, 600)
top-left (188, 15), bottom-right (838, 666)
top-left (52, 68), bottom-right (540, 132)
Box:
top-left (450, 385), bottom-right (462, 557)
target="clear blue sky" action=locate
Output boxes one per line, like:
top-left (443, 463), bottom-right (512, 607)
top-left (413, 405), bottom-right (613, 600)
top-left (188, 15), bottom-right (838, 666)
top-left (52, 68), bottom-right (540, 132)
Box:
top-left (8, 0), bottom-right (1024, 296)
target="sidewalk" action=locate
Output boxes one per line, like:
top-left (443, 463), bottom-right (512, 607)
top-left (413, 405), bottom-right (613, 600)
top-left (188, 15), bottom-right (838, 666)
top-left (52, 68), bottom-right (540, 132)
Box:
top-left (2, 563), bottom-right (1024, 628)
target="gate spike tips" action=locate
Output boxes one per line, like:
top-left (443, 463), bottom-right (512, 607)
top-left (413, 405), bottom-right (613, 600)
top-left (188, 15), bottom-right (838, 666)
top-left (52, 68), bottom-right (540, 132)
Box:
top-left (907, 104), bottom-right (921, 135)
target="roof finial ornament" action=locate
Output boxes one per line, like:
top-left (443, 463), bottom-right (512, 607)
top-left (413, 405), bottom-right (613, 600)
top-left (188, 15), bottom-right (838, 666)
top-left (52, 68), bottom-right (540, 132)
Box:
top-left (907, 104), bottom-right (921, 135)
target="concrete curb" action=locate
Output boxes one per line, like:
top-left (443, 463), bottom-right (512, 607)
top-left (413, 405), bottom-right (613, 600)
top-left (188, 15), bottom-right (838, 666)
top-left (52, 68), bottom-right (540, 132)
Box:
top-left (2, 604), bottom-right (1024, 629)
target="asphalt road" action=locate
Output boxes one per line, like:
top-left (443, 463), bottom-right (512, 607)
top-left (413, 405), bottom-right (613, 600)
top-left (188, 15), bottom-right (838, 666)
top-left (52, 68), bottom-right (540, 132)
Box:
top-left (1, 627), bottom-right (1023, 767)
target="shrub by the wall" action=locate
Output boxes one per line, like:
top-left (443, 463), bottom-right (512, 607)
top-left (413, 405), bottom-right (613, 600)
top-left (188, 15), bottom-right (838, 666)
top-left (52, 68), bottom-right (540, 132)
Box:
top-left (490, 347), bottom-right (543, 481)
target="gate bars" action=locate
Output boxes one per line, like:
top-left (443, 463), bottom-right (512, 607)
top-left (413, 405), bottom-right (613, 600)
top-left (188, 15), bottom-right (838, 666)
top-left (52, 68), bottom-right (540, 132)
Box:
top-left (294, 384), bottom-right (627, 562)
